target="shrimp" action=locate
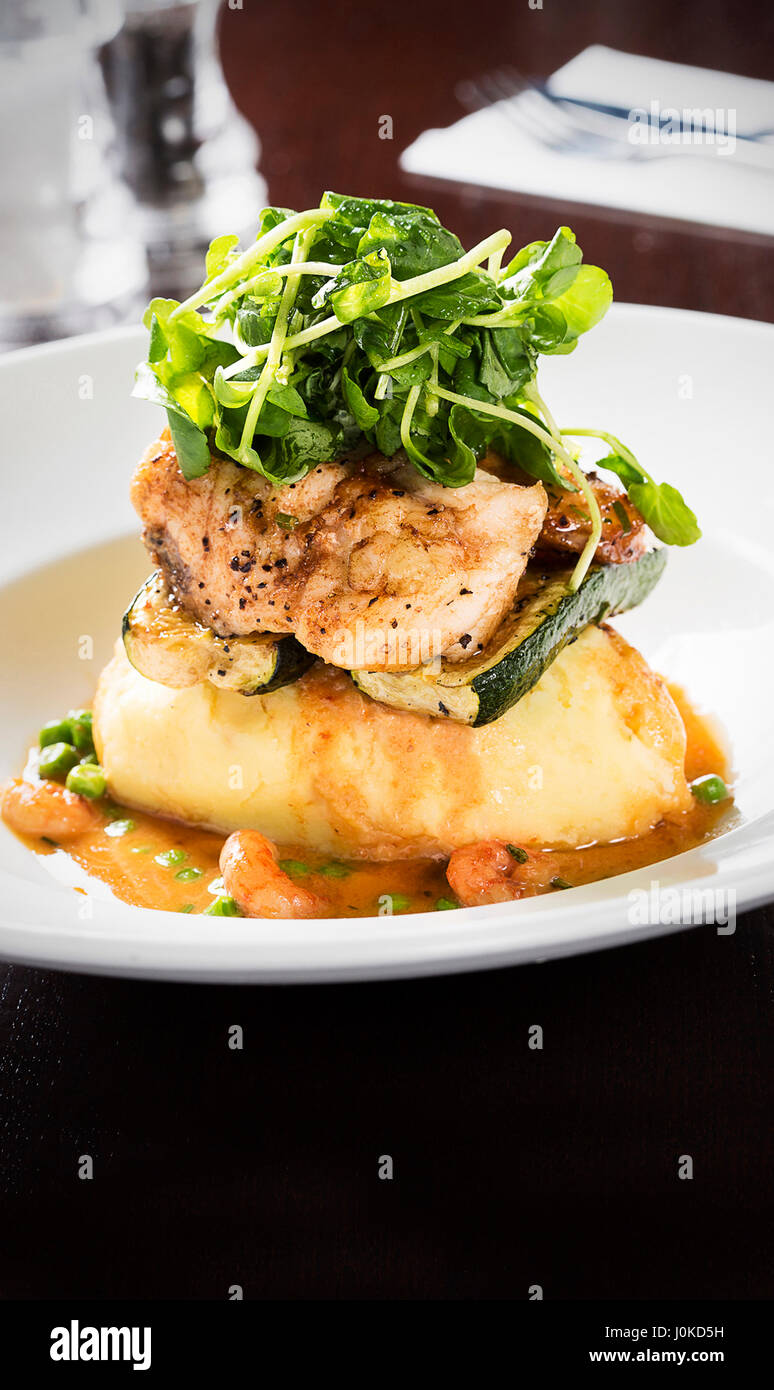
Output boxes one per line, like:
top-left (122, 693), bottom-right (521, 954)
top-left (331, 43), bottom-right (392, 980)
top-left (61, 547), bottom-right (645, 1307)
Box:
top-left (446, 840), bottom-right (553, 906)
top-left (220, 830), bottom-right (326, 919)
top-left (1, 778), bottom-right (96, 839)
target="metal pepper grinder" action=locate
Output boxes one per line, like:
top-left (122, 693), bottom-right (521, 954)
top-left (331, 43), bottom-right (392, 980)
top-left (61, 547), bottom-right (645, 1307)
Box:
top-left (100, 0), bottom-right (267, 298)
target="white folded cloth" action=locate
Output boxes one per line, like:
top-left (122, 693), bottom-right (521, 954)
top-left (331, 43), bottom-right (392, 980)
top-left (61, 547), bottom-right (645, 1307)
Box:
top-left (400, 45), bottom-right (774, 236)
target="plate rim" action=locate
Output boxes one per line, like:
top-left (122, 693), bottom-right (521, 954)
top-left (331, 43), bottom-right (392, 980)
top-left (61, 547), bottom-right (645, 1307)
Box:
top-left (1, 304), bottom-right (772, 982)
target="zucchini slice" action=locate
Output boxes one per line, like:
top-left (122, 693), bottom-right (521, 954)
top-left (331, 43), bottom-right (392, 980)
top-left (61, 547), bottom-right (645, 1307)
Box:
top-left (122, 572), bottom-right (315, 696)
top-left (352, 548), bottom-right (667, 727)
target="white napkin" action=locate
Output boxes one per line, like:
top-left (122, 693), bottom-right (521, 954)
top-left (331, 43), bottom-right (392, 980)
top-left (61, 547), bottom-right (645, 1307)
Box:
top-left (400, 46), bottom-right (774, 236)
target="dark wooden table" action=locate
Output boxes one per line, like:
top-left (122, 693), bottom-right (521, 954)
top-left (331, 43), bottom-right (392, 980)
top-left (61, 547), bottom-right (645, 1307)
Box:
top-left (2, 0), bottom-right (773, 1302)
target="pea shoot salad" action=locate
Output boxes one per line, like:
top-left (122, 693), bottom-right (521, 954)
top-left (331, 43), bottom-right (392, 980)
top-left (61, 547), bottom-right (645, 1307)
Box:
top-left (134, 192), bottom-right (700, 589)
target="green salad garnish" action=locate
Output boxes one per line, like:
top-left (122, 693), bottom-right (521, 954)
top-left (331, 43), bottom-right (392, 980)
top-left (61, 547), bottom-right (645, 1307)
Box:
top-left (134, 192), bottom-right (700, 589)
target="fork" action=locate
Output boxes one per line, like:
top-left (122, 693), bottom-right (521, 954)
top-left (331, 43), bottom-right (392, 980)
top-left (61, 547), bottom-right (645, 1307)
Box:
top-left (457, 67), bottom-right (774, 171)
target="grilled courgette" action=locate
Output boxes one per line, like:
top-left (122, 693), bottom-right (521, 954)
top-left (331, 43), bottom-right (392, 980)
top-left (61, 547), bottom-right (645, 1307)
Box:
top-left (352, 548), bottom-right (667, 726)
top-left (123, 572), bottom-right (315, 695)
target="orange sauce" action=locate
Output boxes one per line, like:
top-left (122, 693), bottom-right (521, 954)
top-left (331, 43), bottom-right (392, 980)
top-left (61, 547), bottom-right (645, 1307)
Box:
top-left (10, 684), bottom-right (732, 918)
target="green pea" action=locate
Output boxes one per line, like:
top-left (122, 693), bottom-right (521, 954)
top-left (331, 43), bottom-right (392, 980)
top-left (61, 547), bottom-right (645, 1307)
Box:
top-left (65, 763), bottom-right (107, 800)
top-left (691, 774), bottom-right (729, 806)
top-left (39, 719), bottom-right (73, 749)
top-left (435, 897), bottom-right (458, 911)
top-left (175, 867), bottom-right (203, 882)
top-left (318, 861), bottom-right (352, 878)
top-left (204, 896), bottom-right (242, 916)
top-left (155, 848), bottom-right (187, 867)
top-left (38, 741), bottom-right (79, 782)
top-left (104, 818), bottom-right (135, 838)
top-left (69, 709), bottom-right (95, 754)
top-left (279, 859), bottom-right (309, 878)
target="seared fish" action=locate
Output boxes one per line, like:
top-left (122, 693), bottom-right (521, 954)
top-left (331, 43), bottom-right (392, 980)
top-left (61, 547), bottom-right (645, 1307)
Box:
top-left (131, 433), bottom-right (548, 671)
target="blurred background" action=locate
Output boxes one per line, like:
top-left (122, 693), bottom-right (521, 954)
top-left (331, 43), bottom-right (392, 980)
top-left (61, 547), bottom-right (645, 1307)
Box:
top-left (0, 0), bottom-right (772, 351)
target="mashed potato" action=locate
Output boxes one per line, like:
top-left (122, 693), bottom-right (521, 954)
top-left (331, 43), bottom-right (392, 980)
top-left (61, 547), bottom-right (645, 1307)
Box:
top-left (94, 624), bottom-right (691, 859)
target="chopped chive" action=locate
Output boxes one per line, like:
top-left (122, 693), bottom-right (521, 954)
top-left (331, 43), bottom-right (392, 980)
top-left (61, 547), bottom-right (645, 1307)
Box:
top-left (130, 846), bottom-right (152, 855)
top-left (175, 866), bottom-right (203, 882)
top-left (318, 861), bottom-right (352, 878)
top-left (179, 904), bottom-right (195, 914)
top-left (41, 835), bottom-right (59, 847)
top-left (382, 892), bottom-right (411, 913)
top-left (435, 897), bottom-right (458, 911)
top-left (207, 876), bottom-right (226, 895)
top-left (279, 858), bottom-right (309, 878)
top-left (275, 511), bottom-right (298, 530)
top-left (550, 876), bottom-right (572, 890)
top-left (690, 774), bottom-right (729, 805)
top-left (204, 895), bottom-right (242, 916)
top-left (506, 844), bottom-right (529, 863)
top-left (155, 848), bottom-right (187, 867)
top-left (612, 499), bottom-right (632, 534)
top-left (104, 818), bottom-right (135, 837)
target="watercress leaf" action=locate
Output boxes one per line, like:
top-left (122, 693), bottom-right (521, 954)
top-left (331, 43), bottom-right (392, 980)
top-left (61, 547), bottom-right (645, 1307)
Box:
top-left (143, 297), bottom-right (209, 373)
top-left (342, 367), bottom-right (379, 430)
top-left (374, 399), bottom-right (404, 457)
top-left (266, 382), bottom-right (308, 418)
top-left (490, 326), bottom-right (536, 387)
top-left (236, 305), bottom-right (276, 346)
top-left (502, 226), bottom-right (582, 304)
top-left (388, 353), bottom-right (435, 388)
top-left (598, 452), bottom-right (647, 488)
top-left (132, 360), bottom-right (175, 410)
top-left (549, 265), bottom-right (613, 344)
top-left (313, 248), bottom-right (393, 323)
top-left (628, 481), bottom-right (702, 546)
top-left (352, 303), bottom-right (408, 366)
top-left (418, 322), bottom-right (472, 359)
top-left (444, 411), bottom-right (480, 486)
top-left (252, 399), bottom-right (292, 438)
top-left (527, 304), bottom-right (569, 354)
top-left (166, 408), bottom-right (211, 480)
top-left (204, 233), bottom-right (240, 282)
top-left (412, 269), bottom-right (501, 321)
top-left (320, 193), bottom-right (441, 260)
top-left (494, 402), bottom-right (567, 488)
top-left (479, 332), bottom-right (523, 398)
top-left (302, 324), bottom-right (349, 362)
top-left (133, 361), bottom-right (214, 431)
top-left (448, 403), bottom-right (492, 466)
top-left (171, 371), bottom-right (215, 429)
top-left (278, 417), bottom-right (338, 473)
top-left (254, 207), bottom-right (297, 266)
top-left (147, 313), bottom-right (167, 363)
top-left (213, 368), bottom-right (255, 408)
top-left (357, 210), bottom-right (463, 279)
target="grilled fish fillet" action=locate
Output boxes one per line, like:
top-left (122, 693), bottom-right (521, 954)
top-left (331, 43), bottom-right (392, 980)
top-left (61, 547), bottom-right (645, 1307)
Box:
top-left (131, 433), bottom-right (548, 671)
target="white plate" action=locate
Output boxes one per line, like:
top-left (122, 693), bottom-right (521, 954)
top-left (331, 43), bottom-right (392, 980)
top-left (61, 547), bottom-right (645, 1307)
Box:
top-left (1, 307), bottom-right (773, 982)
